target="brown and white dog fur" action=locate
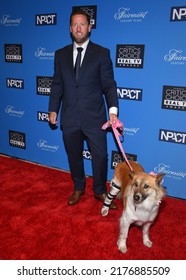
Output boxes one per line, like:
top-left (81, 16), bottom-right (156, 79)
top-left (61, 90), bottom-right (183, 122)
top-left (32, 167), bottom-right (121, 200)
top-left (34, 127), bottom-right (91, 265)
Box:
top-left (101, 161), bottom-right (165, 253)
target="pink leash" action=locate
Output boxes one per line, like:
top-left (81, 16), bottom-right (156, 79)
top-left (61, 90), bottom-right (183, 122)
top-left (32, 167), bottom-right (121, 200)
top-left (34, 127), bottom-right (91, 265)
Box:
top-left (102, 120), bottom-right (133, 171)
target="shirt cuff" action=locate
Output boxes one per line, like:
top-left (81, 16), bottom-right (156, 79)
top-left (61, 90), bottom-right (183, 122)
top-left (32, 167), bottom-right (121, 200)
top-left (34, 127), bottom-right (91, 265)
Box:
top-left (109, 107), bottom-right (118, 116)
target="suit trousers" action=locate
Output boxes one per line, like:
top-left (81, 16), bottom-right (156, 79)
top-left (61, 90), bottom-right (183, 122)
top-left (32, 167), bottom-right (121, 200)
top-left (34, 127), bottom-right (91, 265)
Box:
top-left (62, 126), bottom-right (108, 194)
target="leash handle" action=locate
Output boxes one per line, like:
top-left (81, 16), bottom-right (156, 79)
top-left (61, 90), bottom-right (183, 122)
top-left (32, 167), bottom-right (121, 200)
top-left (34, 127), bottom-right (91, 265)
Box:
top-left (102, 120), bottom-right (133, 172)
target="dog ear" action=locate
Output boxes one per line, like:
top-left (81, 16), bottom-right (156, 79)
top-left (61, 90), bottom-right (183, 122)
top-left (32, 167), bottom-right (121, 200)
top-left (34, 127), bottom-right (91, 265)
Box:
top-left (156, 173), bottom-right (165, 186)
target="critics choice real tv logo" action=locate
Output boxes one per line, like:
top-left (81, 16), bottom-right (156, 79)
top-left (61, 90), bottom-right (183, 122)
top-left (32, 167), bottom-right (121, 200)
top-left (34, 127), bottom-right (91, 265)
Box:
top-left (72, 5), bottom-right (97, 28)
top-left (111, 151), bottom-right (137, 169)
top-left (9, 130), bottom-right (26, 149)
top-left (6, 78), bottom-right (24, 89)
top-left (35, 13), bottom-right (57, 25)
top-left (36, 76), bottom-right (52, 95)
top-left (116, 44), bottom-right (145, 68)
top-left (4, 44), bottom-right (22, 63)
top-left (162, 85), bottom-right (186, 111)
top-left (170, 6), bottom-right (186, 21)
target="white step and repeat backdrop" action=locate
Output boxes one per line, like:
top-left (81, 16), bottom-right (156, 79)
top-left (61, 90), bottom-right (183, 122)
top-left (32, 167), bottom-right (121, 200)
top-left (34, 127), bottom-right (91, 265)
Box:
top-left (0, 0), bottom-right (186, 199)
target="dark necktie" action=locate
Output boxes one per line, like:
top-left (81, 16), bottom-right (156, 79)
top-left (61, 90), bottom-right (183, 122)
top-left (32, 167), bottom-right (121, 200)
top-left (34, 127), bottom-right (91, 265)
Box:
top-left (74, 47), bottom-right (83, 80)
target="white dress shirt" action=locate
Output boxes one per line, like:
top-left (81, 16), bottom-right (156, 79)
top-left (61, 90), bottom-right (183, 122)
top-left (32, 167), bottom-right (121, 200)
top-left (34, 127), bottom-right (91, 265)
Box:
top-left (73, 39), bottom-right (118, 116)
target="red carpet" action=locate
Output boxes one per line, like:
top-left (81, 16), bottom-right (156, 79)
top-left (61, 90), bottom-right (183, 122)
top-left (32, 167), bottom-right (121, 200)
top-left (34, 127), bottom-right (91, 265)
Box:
top-left (0, 154), bottom-right (185, 260)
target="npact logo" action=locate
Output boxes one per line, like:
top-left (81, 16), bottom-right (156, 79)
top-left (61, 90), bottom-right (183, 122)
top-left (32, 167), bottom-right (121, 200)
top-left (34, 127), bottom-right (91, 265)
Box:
top-left (159, 129), bottom-right (186, 145)
top-left (35, 14), bottom-right (57, 25)
top-left (170, 6), bottom-right (186, 21)
top-left (6, 78), bottom-right (24, 89)
top-left (117, 87), bottom-right (142, 101)
top-left (37, 112), bottom-right (49, 122)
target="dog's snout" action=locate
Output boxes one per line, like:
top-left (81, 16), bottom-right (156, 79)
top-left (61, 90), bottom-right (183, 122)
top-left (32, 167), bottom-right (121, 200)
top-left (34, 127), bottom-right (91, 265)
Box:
top-left (134, 194), bottom-right (141, 202)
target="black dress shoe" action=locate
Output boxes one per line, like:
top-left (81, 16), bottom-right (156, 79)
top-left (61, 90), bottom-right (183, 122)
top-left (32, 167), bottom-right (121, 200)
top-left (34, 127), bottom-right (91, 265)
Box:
top-left (94, 193), bottom-right (118, 210)
top-left (68, 190), bottom-right (85, 205)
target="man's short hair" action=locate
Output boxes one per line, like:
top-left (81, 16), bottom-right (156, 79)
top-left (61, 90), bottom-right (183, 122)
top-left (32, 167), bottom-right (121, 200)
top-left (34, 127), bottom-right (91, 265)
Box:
top-left (70, 9), bottom-right (91, 25)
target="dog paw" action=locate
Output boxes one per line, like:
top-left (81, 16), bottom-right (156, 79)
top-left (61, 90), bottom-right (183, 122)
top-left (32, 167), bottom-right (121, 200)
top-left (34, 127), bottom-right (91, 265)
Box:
top-left (101, 207), bottom-right (109, 216)
top-left (143, 240), bottom-right (153, 248)
top-left (117, 240), bottom-right (127, 253)
top-left (118, 244), bottom-right (127, 253)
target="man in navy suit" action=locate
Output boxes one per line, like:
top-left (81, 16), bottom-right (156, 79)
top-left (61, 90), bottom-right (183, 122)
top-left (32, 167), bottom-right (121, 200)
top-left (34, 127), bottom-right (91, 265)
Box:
top-left (49, 9), bottom-right (119, 208)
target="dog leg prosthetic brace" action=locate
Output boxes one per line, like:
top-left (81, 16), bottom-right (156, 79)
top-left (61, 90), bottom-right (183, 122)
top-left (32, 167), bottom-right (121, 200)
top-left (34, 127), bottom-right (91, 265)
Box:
top-left (101, 181), bottom-right (121, 216)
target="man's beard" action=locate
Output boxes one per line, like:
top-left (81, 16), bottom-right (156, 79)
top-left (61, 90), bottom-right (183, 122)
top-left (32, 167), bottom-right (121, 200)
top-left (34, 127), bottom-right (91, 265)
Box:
top-left (71, 33), bottom-right (89, 44)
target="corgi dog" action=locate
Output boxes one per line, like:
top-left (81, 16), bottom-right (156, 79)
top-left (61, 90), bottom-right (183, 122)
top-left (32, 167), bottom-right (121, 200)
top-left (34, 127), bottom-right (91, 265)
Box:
top-left (101, 161), bottom-right (165, 253)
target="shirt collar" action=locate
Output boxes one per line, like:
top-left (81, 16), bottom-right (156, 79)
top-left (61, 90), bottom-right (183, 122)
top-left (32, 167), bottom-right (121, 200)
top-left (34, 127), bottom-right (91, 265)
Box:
top-left (73, 39), bottom-right (89, 52)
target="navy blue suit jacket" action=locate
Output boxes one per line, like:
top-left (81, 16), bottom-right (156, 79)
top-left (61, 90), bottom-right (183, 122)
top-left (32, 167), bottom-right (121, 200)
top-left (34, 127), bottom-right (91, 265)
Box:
top-left (49, 41), bottom-right (118, 129)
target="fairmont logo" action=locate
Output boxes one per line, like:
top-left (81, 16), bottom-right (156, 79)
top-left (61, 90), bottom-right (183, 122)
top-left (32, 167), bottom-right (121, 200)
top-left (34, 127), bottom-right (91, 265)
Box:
top-left (154, 163), bottom-right (186, 180)
top-left (1, 15), bottom-right (22, 26)
top-left (124, 127), bottom-right (140, 136)
top-left (170, 6), bottom-right (186, 21)
top-left (114, 7), bottom-right (148, 22)
top-left (164, 49), bottom-right (186, 65)
top-left (159, 129), bottom-right (186, 145)
top-left (5, 105), bottom-right (24, 117)
top-left (35, 47), bottom-right (54, 59)
top-left (6, 78), bottom-right (24, 89)
top-left (35, 13), bottom-right (57, 25)
top-left (37, 139), bottom-right (59, 152)
top-left (116, 44), bottom-right (145, 68)
top-left (117, 87), bottom-right (142, 101)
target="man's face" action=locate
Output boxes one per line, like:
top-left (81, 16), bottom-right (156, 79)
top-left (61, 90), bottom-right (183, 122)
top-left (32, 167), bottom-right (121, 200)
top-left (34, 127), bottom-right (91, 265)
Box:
top-left (70, 14), bottom-right (91, 45)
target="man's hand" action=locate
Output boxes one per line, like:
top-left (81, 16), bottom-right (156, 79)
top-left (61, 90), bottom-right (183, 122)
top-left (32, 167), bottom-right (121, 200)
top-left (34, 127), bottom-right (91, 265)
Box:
top-left (109, 113), bottom-right (118, 125)
top-left (49, 112), bottom-right (58, 125)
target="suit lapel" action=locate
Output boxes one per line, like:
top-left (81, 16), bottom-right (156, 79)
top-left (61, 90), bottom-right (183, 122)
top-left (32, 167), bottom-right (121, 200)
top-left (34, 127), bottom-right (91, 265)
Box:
top-left (66, 44), bottom-right (75, 78)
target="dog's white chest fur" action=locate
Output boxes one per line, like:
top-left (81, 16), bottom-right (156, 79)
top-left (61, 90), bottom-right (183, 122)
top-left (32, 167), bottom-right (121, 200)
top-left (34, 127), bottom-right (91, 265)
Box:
top-left (124, 195), bottom-right (160, 226)
top-left (118, 195), bottom-right (162, 253)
